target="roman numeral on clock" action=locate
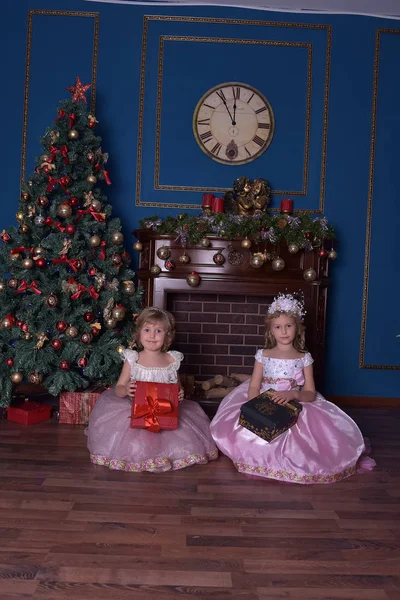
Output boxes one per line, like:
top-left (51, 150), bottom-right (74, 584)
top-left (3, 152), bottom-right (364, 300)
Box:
top-left (255, 106), bottom-right (267, 115)
top-left (233, 86), bottom-right (240, 100)
top-left (245, 147), bottom-right (251, 157)
top-left (198, 118), bottom-right (210, 125)
top-left (216, 89), bottom-right (226, 102)
top-left (252, 135), bottom-right (265, 147)
top-left (258, 122), bottom-right (270, 129)
top-left (200, 131), bottom-right (213, 142)
top-left (211, 142), bottom-right (222, 156)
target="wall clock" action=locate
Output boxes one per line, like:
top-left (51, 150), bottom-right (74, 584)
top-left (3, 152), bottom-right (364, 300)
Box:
top-left (193, 82), bottom-right (275, 165)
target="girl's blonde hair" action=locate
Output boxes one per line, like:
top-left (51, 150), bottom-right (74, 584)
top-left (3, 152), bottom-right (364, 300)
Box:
top-left (134, 307), bottom-right (175, 352)
top-left (264, 311), bottom-right (306, 352)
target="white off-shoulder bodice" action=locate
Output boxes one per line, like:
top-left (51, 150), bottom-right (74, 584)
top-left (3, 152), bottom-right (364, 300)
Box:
top-left (255, 349), bottom-right (314, 391)
top-left (122, 350), bottom-right (183, 384)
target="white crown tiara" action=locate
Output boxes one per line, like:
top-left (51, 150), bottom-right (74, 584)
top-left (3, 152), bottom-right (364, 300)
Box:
top-left (268, 293), bottom-right (306, 319)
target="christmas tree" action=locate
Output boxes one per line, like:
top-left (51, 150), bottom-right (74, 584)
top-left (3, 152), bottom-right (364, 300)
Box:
top-left (0, 77), bottom-right (142, 407)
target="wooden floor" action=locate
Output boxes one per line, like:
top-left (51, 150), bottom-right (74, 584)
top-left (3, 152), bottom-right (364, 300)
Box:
top-left (0, 408), bottom-right (399, 600)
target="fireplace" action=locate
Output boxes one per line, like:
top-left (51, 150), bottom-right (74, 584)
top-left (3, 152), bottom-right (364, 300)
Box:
top-left (134, 230), bottom-right (333, 415)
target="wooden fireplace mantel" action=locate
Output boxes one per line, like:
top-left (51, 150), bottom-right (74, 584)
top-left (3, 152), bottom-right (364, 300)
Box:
top-left (133, 229), bottom-right (334, 394)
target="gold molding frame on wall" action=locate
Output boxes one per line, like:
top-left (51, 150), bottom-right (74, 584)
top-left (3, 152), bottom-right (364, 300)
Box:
top-left (155, 36), bottom-right (312, 199)
top-left (360, 28), bottom-right (400, 370)
top-left (136, 15), bottom-right (332, 211)
top-left (21, 9), bottom-right (99, 187)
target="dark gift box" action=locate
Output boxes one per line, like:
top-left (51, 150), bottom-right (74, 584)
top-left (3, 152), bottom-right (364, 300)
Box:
top-left (131, 382), bottom-right (179, 432)
top-left (7, 400), bottom-right (51, 426)
top-left (239, 389), bottom-right (302, 442)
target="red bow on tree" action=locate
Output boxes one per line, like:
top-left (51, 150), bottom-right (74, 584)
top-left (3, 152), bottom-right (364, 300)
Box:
top-left (16, 280), bottom-right (42, 295)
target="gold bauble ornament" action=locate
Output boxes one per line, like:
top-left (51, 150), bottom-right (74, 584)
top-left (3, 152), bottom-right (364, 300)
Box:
top-left (241, 238), bottom-right (252, 249)
top-left (288, 243), bottom-right (299, 254)
top-left (150, 265), bottom-right (161, 276)
top-left (10, 372), bottom-right (23, 384)
top-left (8, 278), bottom-right (18, 289)
top-left (37, 195), bottom-right (49, 208)
top-left (303, 268), bottom-right (317, 282)
top-left (133, 241), bottom-right (143, 252)
top-left (87, 174), bottom-right (97, 184)
top-left (68, 129), bottom-right (79, 140)
top-left (123, 280), bottom-right (135, 295)
top-left (250, 253), bottom-right (265, 269)
top-left (328, 249), bottom-right (337, 260)
top-left (200, 237), bottom-right (210, 248)
top-left (21, 191), bottom-right (30, 202)
top-left (179, 253), bottom-right (190, 264)
top-left (81, 332), bottom-right (93, 344)
top-left (116, 345), bottom-right (126, 354)
top-left (10, 253), bottom-right (21, 262)
top-left (29, 372), bottom-right (43, 385)
top-left (272, 257), bottom-right (285, 271)
top-left (106, 318), bottom-right (117, 329)
top-left (111, 231), bottom-right (124, 245)
top-left (57, 203), bottom-right (72, 218)
top-left (16, 211), bottom-right (24, 222)
top-left (28, 180), bottom-right (33, 188)
top-left (34, 246), bottom-right (46, 256)
top-left (186, 271), bottom-right (200, 287)
top-left (66, 325), bottom-right (78, 338)
top-left (157, 246), bottom-right (171, 260)
top-left (91, 199), bottom-right (102, 211)
top-left (1, 316), bottom-right (13, 329)
top-left (89, 235), bottom-right (101, 248)
top-left (112, 306), bottom-right (126, 321)
top-left (0, 281), bottom-right (5, 292)
top-left (22, 331), bottom-right (32, 340)
top-left (22, 258), bottom-right (33, 270)
top-left (19, 224), bottom-right (29, 234)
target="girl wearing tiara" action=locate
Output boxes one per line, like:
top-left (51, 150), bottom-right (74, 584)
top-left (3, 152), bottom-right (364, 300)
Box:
top-left (210, 293), bottom-right (375, 484)
top-left (87, 307), bottom-right (218, 472)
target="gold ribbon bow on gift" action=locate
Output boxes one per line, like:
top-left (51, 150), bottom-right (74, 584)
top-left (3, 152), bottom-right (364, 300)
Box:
top-left (132, 387), bottom-right (172, 433)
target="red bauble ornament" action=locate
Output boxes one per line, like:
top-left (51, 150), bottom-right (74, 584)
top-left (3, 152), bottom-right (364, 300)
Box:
top-left (36, 258), bottom-right (46, 268)
top-left (75, 259), bottom-right (85, 271)
top-left (84, 312), bottom-right (94, 322)
top-left (6, 357), bottom-right (14, 367)
top-left (65, 224), bottom-right (76, 236)
top-left (51, 339), bottom-right (62, 350)
top-left (165, 260), bottom-right (175, 271)
top-left (318, 249), bottom-right (327, 257)
top-left (88, 267), bottom-right (96, 276)
top-left (88, 121), bottom-right (95, 129)
top-left (305, 232), bottom-right (311, 239)
top-left (60, 360), bottom-right (70, 371)
top-left (69, 196), bottom-right (80, 208)
top-left (1, 231), bottom-right (11, 243)
top-left (91, 326), bottom-right (100, 337)
top-left (21, 323), bottom-right (29, 332)
top-left (78, 357), bottom-right (88, 368)
top-left (17, 320), bottom-right (22, 328)
top-left (56, 320), bottom-right (67, 332)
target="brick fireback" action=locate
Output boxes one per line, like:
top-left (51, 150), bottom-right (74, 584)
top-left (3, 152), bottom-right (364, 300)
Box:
top-left (167, 292), bottom-right (273, 379)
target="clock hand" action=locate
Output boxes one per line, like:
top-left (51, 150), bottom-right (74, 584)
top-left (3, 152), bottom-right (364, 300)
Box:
top-left (216, 91), bottom-right (235, 124)
top-left (232, 87), bottom-right (237, 125)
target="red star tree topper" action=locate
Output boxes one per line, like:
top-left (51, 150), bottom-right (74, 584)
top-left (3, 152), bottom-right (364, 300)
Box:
top-left (66, 76), bottom-right (91, 103)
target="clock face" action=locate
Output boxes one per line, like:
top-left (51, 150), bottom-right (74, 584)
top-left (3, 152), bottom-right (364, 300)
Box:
top-left (193, 82), bottom-right (275, 165)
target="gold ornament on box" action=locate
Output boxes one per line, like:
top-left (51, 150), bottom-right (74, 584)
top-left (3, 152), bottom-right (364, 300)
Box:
top-left (288, 243), bottom-right (299, 254)
top-left (68, 129), bottom-right (79, 140)
top-left (150, 265), bottom-right (161, 276)
top-left (133, 241), bottom-right (143, 252)
top-left (10, 372), bottom-right (23, 384)
top-left (179, 252), bottom-right (190, 264)
top-left (186, 271), bottom-right (200, 287)
top-left (111, 231), bottom-right (124, 245)
top-left (157, 246), bottom-right (171, 260)
top-left (241, 238), bottom-right (252, 249)
top-left (272, 257), bottom-right (285, 271)
top-left (250, 253), bottom-right (265, 268)
top-left (303, 268), bottom-right (317, 282)
top-left (200, 237), bottom-right (210, 248)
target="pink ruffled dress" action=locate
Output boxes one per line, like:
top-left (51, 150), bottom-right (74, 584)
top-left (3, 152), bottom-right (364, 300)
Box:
top-left (87, 350), bottom-right (218, 472)
top-left (210, 350), bottom-right (375, 484)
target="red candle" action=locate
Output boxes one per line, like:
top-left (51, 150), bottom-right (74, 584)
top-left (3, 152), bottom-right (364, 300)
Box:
top-left (213, 197), bottom-right (224, 213)
top-left (280, 199), bottom-right (293, 213)
top-left (202, 193), bottom-right (214, 207)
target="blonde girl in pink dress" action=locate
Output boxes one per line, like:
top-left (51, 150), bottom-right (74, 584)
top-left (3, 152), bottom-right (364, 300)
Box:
top-left (210, 293), bottom-right (375, 484)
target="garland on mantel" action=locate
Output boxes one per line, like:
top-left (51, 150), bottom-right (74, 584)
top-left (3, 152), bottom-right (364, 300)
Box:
top-left (139, 212), bottom-right (336, 250)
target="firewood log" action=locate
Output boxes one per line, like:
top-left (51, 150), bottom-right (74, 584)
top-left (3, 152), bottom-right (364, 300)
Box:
top-left (214, 375), bottom-right (238, 388)
top-left (230, 373), bottom-right (251, 383)
top-left (201, 377), bottom-right (217, 391)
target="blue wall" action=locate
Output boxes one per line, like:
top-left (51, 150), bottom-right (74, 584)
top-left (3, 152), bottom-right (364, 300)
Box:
top-left (1, 0), bottom-right (399, 397)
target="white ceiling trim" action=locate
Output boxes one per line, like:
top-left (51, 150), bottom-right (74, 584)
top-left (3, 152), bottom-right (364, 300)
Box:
top-left (84, 0), bottom-right (400, 20)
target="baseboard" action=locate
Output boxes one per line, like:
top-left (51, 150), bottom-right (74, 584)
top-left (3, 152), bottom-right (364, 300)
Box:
top-left (327, 395), bottom-right (400, 409)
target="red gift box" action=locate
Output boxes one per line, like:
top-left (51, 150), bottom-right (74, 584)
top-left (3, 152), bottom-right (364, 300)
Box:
top-left (59, 390), bottom-right (102, 424)
top-left (131, 382), bottom-right (179, 432)
top-left (7, 400), bottom-right (51, 426)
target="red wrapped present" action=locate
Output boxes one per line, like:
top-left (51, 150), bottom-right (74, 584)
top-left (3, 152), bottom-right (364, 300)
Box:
top-left (131, 382), bottom-right (179, 432)
top-left (59, 390), bottom-right (102, 424)
top-left (7, 400), bottom-right (51, 426)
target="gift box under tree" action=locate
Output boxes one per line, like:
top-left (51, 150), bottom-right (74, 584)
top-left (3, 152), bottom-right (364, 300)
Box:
top-left (239, 390), bottom-right (302, 442)
top-left (59, 390), bottom-right (103, 424)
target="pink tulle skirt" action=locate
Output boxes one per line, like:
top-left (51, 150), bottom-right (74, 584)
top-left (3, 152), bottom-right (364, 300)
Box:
top-left (210, 382), bottom-right (375, 484)
top-left (87, 389), bottom-right (218, 472)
